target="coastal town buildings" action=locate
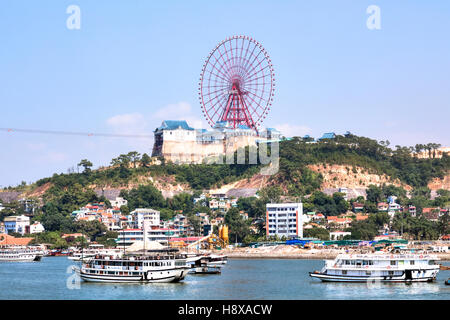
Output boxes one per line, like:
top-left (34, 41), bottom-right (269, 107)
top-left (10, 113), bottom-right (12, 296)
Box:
top-left (266, 202), bottom-right (303, 239)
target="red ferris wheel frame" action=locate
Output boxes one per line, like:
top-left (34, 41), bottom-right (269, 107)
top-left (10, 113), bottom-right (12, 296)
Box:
top-left (199, 35), bottom-right (275, 133)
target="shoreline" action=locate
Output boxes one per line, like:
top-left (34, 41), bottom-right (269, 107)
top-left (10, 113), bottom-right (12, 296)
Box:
top-left (218, 247), bottom-right (450, 261)
top-left (226, 253), bottom-right (450, 261)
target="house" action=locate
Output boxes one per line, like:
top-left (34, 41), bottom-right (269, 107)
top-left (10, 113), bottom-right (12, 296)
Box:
top-left (352, 202), bottom-right (364, 213)
top-left (317, 132), bottom-right (336, 141)
top-left (355, 214), bottom-right (369, 221)
top-left (3, 215), bottom-right (30, 235)
top-left (29, 221), bottom-right (45, 234)
top-left (330, 231), bottom-right (351, 240)
top-left (377, 202), bottom-right (389, 212)
top-left (408, 206), bottom-right (417, 217)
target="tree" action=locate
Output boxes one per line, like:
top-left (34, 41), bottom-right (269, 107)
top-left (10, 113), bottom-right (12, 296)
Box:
top-left (74, 220), bottom-right (107, 241)
top-left (259, 186), bottom-right (283, 203)
top-left (303, 227), bottom-right (330, 240)
top-left (78, 159), bottom-right (93, 174)
top-left (141, 153), bottom-right (151, 168)
top-left (127, 151), bottom-right (141, 168)
top-left (225, 207), bottom-right (251, 243)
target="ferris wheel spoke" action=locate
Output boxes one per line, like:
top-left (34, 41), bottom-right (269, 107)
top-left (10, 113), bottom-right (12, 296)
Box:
top-left (244, 60), bottom-right (270, 83)
top-left (203, 89), bottom-right (227, 106)
top-left (244, 72), bottom-right (272, 85)
top-left (215, 46), bottom-right (235, 80)
top-left (241, 42), bottom-right (258, 77)
top-left (208, 60), bottom-right (232, 83)
top-left (204, 69), bottom-right (232, 84)
top-left (241, 94), bottom-right (262, 120)
top-left (202, 87), bottom-right (228, 99)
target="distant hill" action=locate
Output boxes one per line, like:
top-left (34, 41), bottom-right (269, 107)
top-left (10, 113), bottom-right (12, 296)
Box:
top-left (1, 134), bottom-right (449, 203)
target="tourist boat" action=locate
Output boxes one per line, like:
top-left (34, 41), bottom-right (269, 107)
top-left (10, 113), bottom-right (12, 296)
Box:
top-left (73, 248), bottom-right (190, 283)
top-left (310, 253), bottom-right (440, 282)
top-left (0, 245), bottom-right (43, 262)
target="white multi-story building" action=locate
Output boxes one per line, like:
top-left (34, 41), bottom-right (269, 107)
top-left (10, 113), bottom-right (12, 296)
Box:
top-left (116, 227), bottom-right (181, 246)
top-left (266, 203), bottom-right (303, 239)
top-left (132, 208), bottom-right (160, 229)
top-left (3, 215), bottom-right (30, 235)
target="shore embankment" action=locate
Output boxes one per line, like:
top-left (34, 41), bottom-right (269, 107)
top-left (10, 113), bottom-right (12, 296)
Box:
top-left (217, 245), bottom-right (450, 261)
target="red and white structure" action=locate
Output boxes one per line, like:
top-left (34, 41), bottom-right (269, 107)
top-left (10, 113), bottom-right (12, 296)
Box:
top-left (199, 35), bottom-right (275, 133)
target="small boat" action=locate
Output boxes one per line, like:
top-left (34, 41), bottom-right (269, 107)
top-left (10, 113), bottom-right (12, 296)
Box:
top-left (189, 257), bottom-right (222, 275)
top-left (206, 254), bottom-right (228, 265)
top-left (439, 264), bottom-right (450, 271)
top-left (310, 253), bottom-right (440, 283)
top-left (445, 278), bottom-right (450, 286)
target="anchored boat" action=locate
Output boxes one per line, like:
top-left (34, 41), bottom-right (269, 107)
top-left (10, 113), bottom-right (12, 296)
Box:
top-left (74, 248), bottom-right (190, 283)
top-left (0, 245), bottom-right (44, 262)
top-left (310, 253), bottom-right (440, 283)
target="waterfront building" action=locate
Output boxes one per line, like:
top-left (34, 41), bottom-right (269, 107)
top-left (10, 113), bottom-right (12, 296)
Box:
top-left (266, 202), bottom-right (303, 239)
top-left (3, 215), bottom-right (30, 235)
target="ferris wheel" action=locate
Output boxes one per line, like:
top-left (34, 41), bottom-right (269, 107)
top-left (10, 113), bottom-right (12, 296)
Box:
top-left (199, 35), bottom-right (275, 133)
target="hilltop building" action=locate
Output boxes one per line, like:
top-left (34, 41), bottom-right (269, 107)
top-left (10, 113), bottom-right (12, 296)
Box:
top-left (151, 120), bottom-right (282, 164)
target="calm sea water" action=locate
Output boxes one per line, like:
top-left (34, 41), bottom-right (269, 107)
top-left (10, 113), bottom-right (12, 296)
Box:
top-left (0, 257), bottom-right (449, 300)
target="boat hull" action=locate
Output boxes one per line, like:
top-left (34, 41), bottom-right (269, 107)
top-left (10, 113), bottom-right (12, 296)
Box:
top-left (75, 267), bottom-right (190, 283)
top-left (309, 271), bottom-right (438, 283)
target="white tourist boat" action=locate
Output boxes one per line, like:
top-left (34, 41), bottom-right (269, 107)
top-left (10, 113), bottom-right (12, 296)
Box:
top-left (73, 248), bottom-right (190, 283)
top-left (0, 246), bottom-right (44, 262)
top-left (310, 253), bottom-right (440, 283)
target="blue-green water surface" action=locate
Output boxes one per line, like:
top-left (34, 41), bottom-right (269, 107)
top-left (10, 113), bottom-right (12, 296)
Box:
top-left (0, 257), bottom-right (449, 300)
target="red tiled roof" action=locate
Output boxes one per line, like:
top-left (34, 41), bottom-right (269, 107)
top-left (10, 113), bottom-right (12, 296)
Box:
top-left (0, 234), bottom-right (33, 245)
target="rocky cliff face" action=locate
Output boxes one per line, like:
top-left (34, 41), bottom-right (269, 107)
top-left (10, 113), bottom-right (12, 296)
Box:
top-left (307, 164), bottom-right (413, 191)
top-left (427, 172), bottom-right (450, 191)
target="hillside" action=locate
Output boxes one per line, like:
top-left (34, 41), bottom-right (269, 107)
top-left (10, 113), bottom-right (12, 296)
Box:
top-left (1, 134), bottom-right (449, 205)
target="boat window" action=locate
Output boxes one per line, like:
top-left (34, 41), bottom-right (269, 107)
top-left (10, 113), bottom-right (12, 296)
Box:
top-left (365, 271), bottom-right (371, 275)
top-left (429, 260), bottom-right (435, 265)
top-left (342, 270), bottom-right (347, 275)
top-left (390, 260), bottom-right (396, 265)
top-left (388, 271), bottom-right (394, 276)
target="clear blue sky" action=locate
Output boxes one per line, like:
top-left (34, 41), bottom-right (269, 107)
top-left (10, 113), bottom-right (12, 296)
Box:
top-left (1, 0), bottom-right (449, 187)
